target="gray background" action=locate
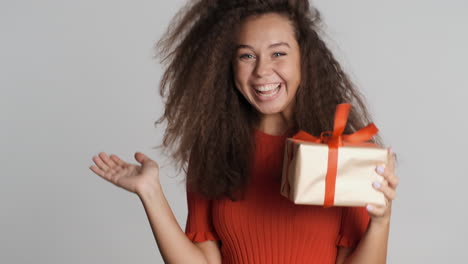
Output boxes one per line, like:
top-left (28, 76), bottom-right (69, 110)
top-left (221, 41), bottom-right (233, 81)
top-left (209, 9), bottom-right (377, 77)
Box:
top-left (2, 0), bottom-right (466, 263)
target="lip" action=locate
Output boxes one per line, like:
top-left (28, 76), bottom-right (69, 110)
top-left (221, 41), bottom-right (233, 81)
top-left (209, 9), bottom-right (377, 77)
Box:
top-left (252, 82), bottom-right (282, 87)
top-left (252, 82), bottom-right (283, 102)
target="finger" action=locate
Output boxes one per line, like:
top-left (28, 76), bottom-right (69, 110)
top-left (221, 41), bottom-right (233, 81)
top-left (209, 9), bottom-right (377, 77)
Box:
top-left (99, 152), bottom-right (118, 168)
top-left (93, 154), bottom-right (110, 171)
top-left (387, 147), bottom-right (395, 173)
top-left (375, 163), bottom-right (399, 189)
top-left (366, 203), bottom-right (387, 217)
top-left (387, 147), bottom-right (399, 188)
top-left (375, 147), bottom-right (395, 178)
top-left (89, 164), bottom-right (114, 182)
top-left (89, 164), bottom-right (105, 176)
top-left (375, 164), bottom-right (392, 184)
top-left (110, 154), bottom-right (127, 167)
top-left (387, 174), bottom-right (399, 189)
top-left (372, 179), bottom-right (396, 201)
top-left (375, 162), bottom-right (394, 180)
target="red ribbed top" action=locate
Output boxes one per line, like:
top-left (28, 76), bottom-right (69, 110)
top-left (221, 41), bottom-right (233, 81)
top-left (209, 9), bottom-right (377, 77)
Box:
top-left (185, 128), bottom-right (370, 264)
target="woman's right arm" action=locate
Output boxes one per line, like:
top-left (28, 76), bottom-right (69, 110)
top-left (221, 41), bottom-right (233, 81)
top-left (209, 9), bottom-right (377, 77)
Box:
top-left (90, 152), bottom-right (221, 264)
top-left (138, 183), bottom-right (222, 264)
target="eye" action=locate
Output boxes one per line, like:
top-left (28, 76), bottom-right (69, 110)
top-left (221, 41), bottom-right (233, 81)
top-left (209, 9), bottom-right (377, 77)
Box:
top-left (239, 54), bottom-right (255, 60)
top-left (273, 52), bottom-right (287, 57)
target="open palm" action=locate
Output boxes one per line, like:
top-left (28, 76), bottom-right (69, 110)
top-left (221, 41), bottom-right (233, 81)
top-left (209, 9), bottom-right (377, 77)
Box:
top-left (89, 152), bottom-right (160, 194)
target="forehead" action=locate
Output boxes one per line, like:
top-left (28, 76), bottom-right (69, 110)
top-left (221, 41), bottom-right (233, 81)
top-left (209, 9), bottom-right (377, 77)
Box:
top-left (235, 13), bottom-right (297, 47)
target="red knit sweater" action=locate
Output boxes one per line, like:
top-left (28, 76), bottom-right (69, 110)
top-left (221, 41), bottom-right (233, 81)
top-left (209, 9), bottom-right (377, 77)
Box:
top-left (185, 128), bottom-right (370, 264)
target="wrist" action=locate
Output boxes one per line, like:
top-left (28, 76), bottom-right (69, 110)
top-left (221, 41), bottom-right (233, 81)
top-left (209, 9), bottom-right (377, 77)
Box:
top-left (370, 204), bottom-right (392, 227)
top-left (137, 181), bottom-right (163, 198)
top-left (370, 217), bottom-right (391, 228)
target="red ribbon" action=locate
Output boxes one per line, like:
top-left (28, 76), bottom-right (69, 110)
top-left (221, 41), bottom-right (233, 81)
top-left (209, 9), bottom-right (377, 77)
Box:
top-left (285, 103), bottom-right (378, 208)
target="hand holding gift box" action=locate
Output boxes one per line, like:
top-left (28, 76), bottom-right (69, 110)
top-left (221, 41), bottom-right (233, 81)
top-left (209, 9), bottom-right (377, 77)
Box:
top-left (280, 103), bottom-right (388, 207)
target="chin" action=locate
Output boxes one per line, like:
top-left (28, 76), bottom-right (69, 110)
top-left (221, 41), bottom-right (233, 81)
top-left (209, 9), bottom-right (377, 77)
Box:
top-left (253, 104), bottom-right (286, 115)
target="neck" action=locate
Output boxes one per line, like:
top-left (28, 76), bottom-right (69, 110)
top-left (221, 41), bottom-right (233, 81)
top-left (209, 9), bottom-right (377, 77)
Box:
top-left (256, 111), bottom-right (294, 136)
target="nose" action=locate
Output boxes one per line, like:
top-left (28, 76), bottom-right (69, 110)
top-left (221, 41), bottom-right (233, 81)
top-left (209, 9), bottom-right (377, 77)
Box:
top-left (254, 57), bottom-right (273, 77)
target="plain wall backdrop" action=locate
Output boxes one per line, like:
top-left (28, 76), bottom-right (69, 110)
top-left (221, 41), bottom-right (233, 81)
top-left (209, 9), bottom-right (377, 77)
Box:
top-left (2, 0), bottom-right (467, 263)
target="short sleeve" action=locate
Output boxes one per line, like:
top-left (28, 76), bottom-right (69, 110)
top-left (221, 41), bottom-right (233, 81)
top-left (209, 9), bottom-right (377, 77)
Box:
top-left (185, 188), bottom-right (220, 242)
top-left (335, 206), bottom-right (370, 248)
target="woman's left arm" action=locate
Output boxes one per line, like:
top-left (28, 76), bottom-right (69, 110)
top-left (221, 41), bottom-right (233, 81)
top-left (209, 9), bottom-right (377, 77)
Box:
top-left (341, 147), bottom-right (399, 264)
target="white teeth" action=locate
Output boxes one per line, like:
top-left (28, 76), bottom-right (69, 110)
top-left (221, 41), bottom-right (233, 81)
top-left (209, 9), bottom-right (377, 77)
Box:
top-left (259, 86), bottom-right (280, 97)
top-left (254, 83), bottom-right (281, 91)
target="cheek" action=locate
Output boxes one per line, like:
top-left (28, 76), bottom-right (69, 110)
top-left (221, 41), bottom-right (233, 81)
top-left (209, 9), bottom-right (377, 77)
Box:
top-left (233, 63), bottom-right (249, 82)
top-left (277, 60), bottom-right (301, 84)
top-left (233, 66), bottom-right (250, 94)
top-left (235, 66), bottom-right (255, 91)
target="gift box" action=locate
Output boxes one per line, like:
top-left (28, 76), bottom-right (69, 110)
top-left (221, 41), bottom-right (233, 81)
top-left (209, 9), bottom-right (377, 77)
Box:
top-left (280, 104), bottom-right (388, 207)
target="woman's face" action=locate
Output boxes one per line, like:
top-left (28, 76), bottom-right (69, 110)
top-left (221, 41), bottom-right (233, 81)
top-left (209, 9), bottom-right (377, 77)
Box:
top-left (232, 12), bottom-right (301, 117)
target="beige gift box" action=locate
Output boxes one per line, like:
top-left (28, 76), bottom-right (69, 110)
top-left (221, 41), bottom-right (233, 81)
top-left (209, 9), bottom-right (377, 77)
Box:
top-left (280, 139), bottom-right (388, 207)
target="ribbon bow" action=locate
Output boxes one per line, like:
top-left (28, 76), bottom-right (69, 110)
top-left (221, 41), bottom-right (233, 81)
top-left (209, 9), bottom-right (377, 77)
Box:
top-left (285, 103), bottom-right (379, 207)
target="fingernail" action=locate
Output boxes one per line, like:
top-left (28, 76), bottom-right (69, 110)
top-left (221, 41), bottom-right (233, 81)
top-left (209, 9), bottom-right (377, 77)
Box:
top-left (376, 165), bottom-right (385, 174)
top-left (366, 204), bottom-right (374, 211)
top-left (373, 181), bottom-right (381, 188)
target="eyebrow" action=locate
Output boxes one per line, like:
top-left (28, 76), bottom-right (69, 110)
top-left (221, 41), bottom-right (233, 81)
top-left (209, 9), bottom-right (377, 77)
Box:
top-left (236, 42), bottom-right (291, 50)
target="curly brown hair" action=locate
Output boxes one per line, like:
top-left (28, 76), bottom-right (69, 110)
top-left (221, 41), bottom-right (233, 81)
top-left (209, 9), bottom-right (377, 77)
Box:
top-left (153, 0), bottom-right (382, 201)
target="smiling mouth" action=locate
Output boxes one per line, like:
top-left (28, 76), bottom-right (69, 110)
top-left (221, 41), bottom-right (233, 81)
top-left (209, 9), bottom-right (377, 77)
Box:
top-left (253, 83), bottom-right (281, 95)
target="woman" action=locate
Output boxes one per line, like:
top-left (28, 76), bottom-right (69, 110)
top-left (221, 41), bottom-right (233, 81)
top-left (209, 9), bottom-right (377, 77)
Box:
top-left (90, 0), bottom-right (399, 263)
